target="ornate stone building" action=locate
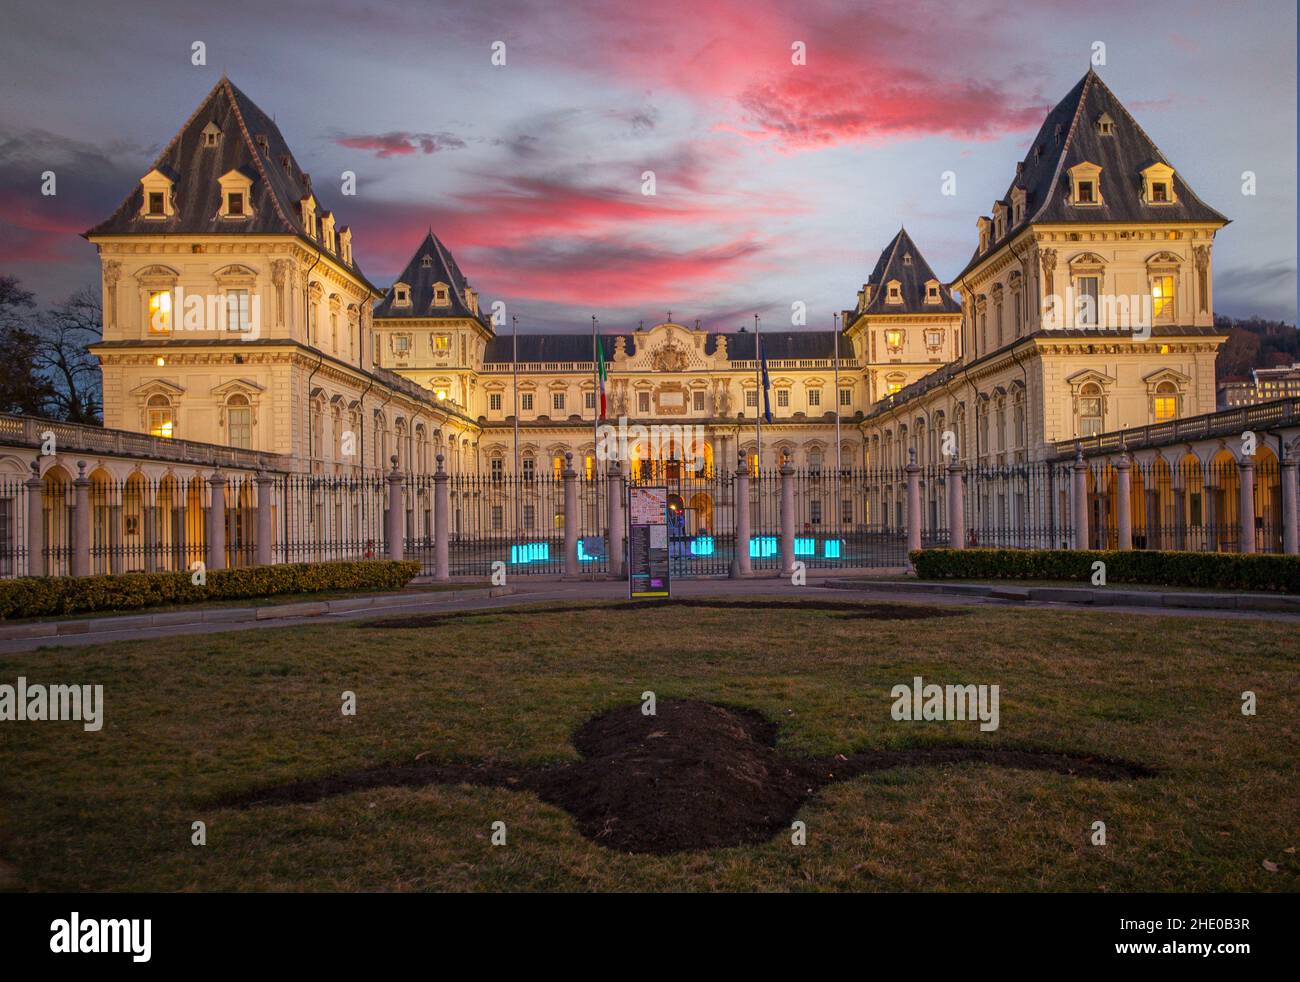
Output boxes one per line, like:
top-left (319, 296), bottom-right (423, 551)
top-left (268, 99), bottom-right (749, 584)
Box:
top-left (81, 69), bottom-right (1230, 484)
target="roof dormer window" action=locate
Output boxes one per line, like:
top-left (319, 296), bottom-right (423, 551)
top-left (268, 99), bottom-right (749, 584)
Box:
top-left (421, 255), bottom-right (433, 268)
top-left (902, 252), bottom-right (913, 265)
top-left (201, 122), bottom-right (221, 147)
top-left (977, 216), bottom-right (991, 255)
top-left (255, 134), bottom-right (269, 154)
top-left (1141, 163), bottom-right (1178, 206)
top-left (925, 280), bottom-right (941, 303)
top-left (1095, 112), bottom-right (1115, 136)
top-left (138, 168), bottom-right (176, 220)
top-left (885, 280), bottom-right (902, 304)
top-left (433, 283), bottom-right (450, 307)
top-left (217, 169), bottom-right (255, 220)
top-left (1068, 161), bottom-right (1104, 207)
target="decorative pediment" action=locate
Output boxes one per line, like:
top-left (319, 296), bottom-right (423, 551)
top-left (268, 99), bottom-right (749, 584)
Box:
top-left (210, 378), bottom-right (265, 399)
top-left (130, 379), bottom-right (186, 399)
top-left (1142, 367), bottom-right (1190, 390)
top-left (1064, 368), bottom-right (1115, 392)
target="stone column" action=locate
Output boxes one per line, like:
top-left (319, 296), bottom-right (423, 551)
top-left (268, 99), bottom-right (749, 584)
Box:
top-left (1280, 455), bottom-right (1299, 555)
top-left (563, 452), bottom-right (579, 576)
top-left (71, 461), bottom-right (90, 577)
top-left (778, 450), bottom-right (795, 577)
top-left (386, 456), bottom-right (405, 562)
top-left (1072, 450), bottom-right (1090, 550)
top-left (25, 461), bottom-right (44, 578)
top-left (205, 470), bottom-right (226, 572)
top-left (906, 448), bottom-right (922, 559)
top-left (433, 454), bottom-right (449, 580)
top-left (1115, 453), bottom-right (1132, 550)
top-left (255, 472), bottom-right (275, 565)
top-left (606, 459), bottom-right (625, 578)
top-left (946, 455), bottom-right (965, 549)
top-left (1238, 457), bottom-right (1256, 554)
top-left (732, 452), bottom-right (752, 577)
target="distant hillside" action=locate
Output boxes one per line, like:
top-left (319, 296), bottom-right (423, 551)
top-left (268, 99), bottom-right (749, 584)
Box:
top-left (1214, 315), bottom-right (1300, 382)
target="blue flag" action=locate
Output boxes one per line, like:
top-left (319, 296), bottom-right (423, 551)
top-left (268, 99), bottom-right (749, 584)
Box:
top-left (759, 335), bottom-right (772, 423)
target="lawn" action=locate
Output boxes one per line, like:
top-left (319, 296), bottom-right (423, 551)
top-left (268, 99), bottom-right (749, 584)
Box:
top-left (0, 598), bottom-right (1296, 892)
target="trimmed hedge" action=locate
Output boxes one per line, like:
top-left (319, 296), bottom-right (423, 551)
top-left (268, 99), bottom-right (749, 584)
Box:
top-left (910, 548), bottom-right (1300, 594)
top-left (0, 560), bottom-right (422, 620)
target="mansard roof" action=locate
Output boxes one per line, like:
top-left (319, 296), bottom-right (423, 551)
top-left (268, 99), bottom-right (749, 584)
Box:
top-left (959, 69), bottom-right (1229, 279)
top-left (708, 330), bottom-right (840, 359)
top-left (86, 77), bottom-right (372, 285)
top-left (374, 231), bottom-right (488, 327)
top-left (857, 228), bottom-right (961, 315)
top-left (483, 333), bottom-right (634, 363)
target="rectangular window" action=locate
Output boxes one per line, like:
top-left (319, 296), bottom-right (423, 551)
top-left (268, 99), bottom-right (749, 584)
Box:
top-left (1152, 275), bottom-right (1175, 321)
top-left (810, 500), bottom-right (822, 525)
top-left (777, 389), bottom-right (789, 408)
top-left (489, 393), bottom-right (502, 412)
top-left (1154, 395), bottom-right (1177, 422)
top-left (1076, 276), bottom-right (1099, 327)
top-left (637, 391), bottom-right (650, 414)
top-left (148, 406), bottom-right (174, 439)
top-left (522, 457), bottom-right (535, 481)
top-left (491, 505), bottom-right (504, 531)
top-left (226, 289), bottom-right (251, 332)
top-left (1151, 182), bottom-right (1169, 203)
top-left (523, 504), bottom-right (535, 529)
top-left (521, 393), bottom-right (534, 411)
top-left (552, 393), bottom-right (565, 412)
top-left (841, 498), bottom-right (853, 524)
top-left (148, 290), bottom-right (171, 334)
top-left (148, 192), bottom-right (164, 215)
top-left (227, 193), bottom-right (244, 216)
top-left (490, 458), bottom-right (503, 482)
top-left (1077, 181), bottom-right (1095, 204)
top-left (746, 390), bottom-right (758, 408)
top-left (393, 335), bottom-right (410, 353)
top-left (228, 407), bottom-right (252, 449)
top-left (693, 390), bottom-right (706, 412)
top-left (434, 335), bottom-right (450, 351)
top-left (839, 388), bottom-right (852, 407)
top-left (585, 392), bottom-right (596, 410)
top-left (807, 389), bottom-right (821, 407)
top-left (885, 329), bottom-right (903, 352)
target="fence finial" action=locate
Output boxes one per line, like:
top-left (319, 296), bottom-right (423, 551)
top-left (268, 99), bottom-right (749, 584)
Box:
top-left (435, 453), bottom-right (445, 475)
top-left (390, 454), bottom-right (399, 472)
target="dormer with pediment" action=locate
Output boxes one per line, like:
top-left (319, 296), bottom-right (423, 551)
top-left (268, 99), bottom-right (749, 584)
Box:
top-left (138, 167), bottom-right (177, 219)
top-left (217, 168), bottom-right (255, 220)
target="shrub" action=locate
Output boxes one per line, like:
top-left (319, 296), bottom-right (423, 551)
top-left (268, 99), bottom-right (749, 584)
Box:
top-left (0, 560), bottom-right (422, 620)
top-left (909, 548), bottom-right (1300, 593)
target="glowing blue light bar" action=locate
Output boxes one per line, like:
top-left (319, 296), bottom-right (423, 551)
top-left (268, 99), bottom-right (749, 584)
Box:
top-left (690, 535), bottom-right (715, 556)
top-left (794, 537), bottom-right (816, 556)
top-left (510, 542), bottom-right (550, 564)
top-left (823, 539), bottom-right (842, 559)
top-left (748, 536), bottom-right (778, 558)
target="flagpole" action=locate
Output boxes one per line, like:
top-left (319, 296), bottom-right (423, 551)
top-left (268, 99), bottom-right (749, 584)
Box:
top-left (753, 313), bottom-right (761, 474)
top-left (591, 314), bottom-right (600, 580)
top-left (833, 312), bottom-right (842, 475)
top-left (512, 315), bottom-right (520, 531)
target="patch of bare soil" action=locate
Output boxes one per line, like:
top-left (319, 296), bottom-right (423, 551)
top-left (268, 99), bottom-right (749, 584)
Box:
top-left (364, 598), bottom-right (962, 629)
top-left (219, 700), bottom-right (1153, 854)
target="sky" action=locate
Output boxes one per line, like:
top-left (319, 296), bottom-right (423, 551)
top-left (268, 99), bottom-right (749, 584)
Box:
top-left (1, 0), bottom-right (1296, 331)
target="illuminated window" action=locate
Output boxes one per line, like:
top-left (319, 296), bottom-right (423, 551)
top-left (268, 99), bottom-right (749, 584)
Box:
top-left (148, 291), bottom-right (171, 334)
top-left (885, 374), bottom-right (905, 396)
top-left (1154, 381), bottom-right (1178, 422)
top-left (553, 455), bottom-right (564, 480)
top-left (885, 329), bottom-right (904, 353)
top-left (147, 394), bottom-right (174, 439)
top-left (227, 394), bottom-right (252, 449)
top-left (434, 335), bottom-right (450, 351)
top-left (1152, 275), bottom-right (1175, 322)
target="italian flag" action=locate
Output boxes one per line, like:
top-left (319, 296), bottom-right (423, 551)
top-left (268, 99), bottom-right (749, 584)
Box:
top-left (596, 334), bottom-right (607, 418)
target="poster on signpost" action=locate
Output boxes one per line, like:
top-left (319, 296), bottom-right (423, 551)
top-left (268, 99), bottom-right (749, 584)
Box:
top-left (627, 485), bottom-right (670, 599)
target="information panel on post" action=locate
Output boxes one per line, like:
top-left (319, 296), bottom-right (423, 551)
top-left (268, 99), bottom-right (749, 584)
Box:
top-left (627, 485), bottom-right (670, 599)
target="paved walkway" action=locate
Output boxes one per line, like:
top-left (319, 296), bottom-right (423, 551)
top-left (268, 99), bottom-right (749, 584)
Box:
top-left (2, 572), bottom-right (1297, 654)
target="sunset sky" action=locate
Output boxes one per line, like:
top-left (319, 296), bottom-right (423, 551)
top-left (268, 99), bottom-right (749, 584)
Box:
top-left (2, 0), bottom-right (1296, 330)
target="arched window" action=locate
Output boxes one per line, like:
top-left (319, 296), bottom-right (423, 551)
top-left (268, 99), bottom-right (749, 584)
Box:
top-left (1154, 381), bottom-right (1179, 422)
top-left (227, 394), bottom-right (252, 449)
top-left (1078, 383), bottom-right (1104, 436)
top-left (147, 394), bottom-right (174, 438)
top-left (809, 448), bottom-right (823, 473)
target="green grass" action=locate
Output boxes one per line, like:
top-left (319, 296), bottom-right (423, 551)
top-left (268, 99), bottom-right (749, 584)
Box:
top-left (1, 599), bottom-right (1297, 892)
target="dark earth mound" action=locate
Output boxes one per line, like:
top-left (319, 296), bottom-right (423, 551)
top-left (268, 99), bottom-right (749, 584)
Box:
top-left (220, 699), bottom-right (1154, 854)
top-left (365, 598), bottom-right (963, 630)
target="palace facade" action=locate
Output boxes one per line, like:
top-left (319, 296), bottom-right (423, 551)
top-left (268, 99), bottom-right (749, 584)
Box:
top-left (79, 70), bottom-right (1228, 482)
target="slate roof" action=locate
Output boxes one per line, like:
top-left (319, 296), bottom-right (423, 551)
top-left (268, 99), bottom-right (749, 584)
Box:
top-left (957, 70), bottom-right (1229, 280)
top-left (86, 77), bottom-right (373, 287)
top-left (856, 228), bottom-right (961, 315)
top-left (707, 330), bottom-right (840, 360)
top-left (483, 333), bottom-right (634, 363)
top-left (373, 231), bottom-right (488, 327)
